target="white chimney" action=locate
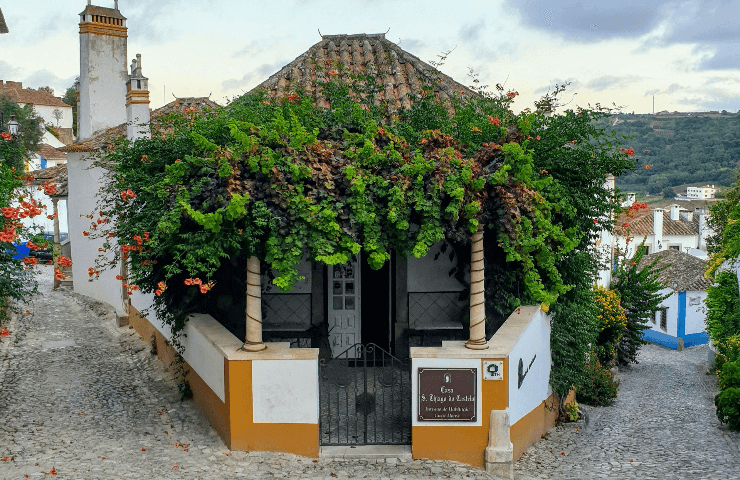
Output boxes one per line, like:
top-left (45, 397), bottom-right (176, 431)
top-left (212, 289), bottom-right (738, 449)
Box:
top-left (654, 209), bottom-right (664, 251)
top-left (126, 53), bottom-right (150, 142)
top-left (670, 204), bottom-right (680, 221)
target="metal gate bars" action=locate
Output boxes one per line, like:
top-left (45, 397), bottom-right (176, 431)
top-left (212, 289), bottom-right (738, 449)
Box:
top-left (319, 343), bottom-right (411, 445)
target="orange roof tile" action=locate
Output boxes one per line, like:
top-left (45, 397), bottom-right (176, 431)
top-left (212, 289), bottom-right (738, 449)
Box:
top-left (618, 209), bottom-right (699, 236)
top-left (0, 81), bottom-right (69, 108)
top-left (637, 249), bottom-right (711, 291)
top-left (249, 33), bottom-right (476, 112)
top-left (35, 144), bottom-right (67, 160)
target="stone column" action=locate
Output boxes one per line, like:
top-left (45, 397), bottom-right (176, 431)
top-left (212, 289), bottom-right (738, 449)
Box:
top-left (242, 255), bottom-right (267, 352)
top-left (485, 409), bottom-right (514, 478)
top-left (52, 198), bottom-right (60, 290)
top-left (466, 224), bottom-right (488, 349)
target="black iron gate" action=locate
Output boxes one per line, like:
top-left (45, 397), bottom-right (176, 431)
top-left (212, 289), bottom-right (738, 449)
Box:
top-left (319, 343), bottom-right (411, 445)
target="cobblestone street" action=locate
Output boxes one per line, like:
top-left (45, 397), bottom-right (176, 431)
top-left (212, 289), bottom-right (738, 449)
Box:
top-left (515, 344), bottom-right (740, 479)
top-left (2, 266), bottom-right (740, 479)
top-left (0, 267), bottom-right (499, 479)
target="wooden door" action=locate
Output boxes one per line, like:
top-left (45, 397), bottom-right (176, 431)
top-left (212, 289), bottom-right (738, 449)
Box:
top-left (328, 259), bottom-right (360, 358)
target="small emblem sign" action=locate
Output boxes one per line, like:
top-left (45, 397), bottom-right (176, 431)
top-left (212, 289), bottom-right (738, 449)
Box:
top-left (418, 368), bottom-right (477, 421)
top-left (483, 361), bottom-right (504, 381)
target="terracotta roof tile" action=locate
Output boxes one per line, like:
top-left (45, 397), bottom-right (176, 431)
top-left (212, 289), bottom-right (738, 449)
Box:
top-left (249, 33), bottom-right (476, 112)
top-left (27, 163), bottom-right (68, 198)
top-left (637, 249), bottom-right (711, 292)
top-left (60, 97), bottom-right (221, 153)
top-left (35, 144), bottom-right (67, 160)
top-left (618, 209), bottom-right (699, 236)
top-left (0, 81), bottom-right (69, 108)
top-left (0, 7), bottom-right (8, 34)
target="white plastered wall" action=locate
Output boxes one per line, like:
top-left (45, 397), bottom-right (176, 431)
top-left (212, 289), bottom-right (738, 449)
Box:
top-left (507, 308), bottom-right (551, 426)
top-left (66, 151), bottom-right (125, 313)
top-left (407, 240), bottom-right (468, 292)
top-left (252, 359), bottom-right (319, 423)
top-left (685, 290), bottom-right (708, 335)
top-left (647, 289), bottom-right (678, 336)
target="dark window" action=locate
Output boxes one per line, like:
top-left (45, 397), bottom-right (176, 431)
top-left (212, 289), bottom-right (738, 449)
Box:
top-left (660, 309), bottom-right (667, 331)
top-left (652, 311), bottom-right (657, 324)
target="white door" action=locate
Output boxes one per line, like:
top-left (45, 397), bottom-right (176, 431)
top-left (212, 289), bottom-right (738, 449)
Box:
top-left (328, 258), bottom-right (360, 358)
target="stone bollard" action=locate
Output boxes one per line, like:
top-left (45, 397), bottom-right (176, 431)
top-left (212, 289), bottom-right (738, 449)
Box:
top-left (677, 337), bottom-right (684, 351)
top-left (485, 409), bottom-right (514, 479)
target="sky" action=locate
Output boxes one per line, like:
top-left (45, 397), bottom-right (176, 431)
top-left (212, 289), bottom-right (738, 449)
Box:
top-left (1, 0), bottom-right (740, 114)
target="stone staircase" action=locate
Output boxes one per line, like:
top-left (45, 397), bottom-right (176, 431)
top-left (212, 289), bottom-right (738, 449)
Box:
top-left (60, 265), bottom-right (73, 288)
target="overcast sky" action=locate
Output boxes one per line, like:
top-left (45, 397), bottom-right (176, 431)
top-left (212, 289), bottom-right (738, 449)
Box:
top-left (1, 0), bottom-right (739, 114)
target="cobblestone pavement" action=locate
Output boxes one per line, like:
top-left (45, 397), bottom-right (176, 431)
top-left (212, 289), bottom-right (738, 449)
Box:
top-left (515, 343), bottom-right (740, 480)
top-left (0, 267), bottom-right (503, 480)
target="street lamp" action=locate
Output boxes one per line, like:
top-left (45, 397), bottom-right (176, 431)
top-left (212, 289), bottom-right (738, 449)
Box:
top-left (6, 115), bottom-right (20, 136)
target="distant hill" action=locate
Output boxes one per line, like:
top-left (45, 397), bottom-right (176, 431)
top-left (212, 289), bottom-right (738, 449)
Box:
top-left (603, 112), bottom-right (740, 194)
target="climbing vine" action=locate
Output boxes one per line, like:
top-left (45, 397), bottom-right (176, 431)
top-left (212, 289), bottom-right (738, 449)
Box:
top-left (82, 64), bottom-right (637, 399)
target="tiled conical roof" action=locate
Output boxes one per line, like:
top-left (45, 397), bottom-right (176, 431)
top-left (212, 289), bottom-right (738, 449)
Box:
top-left (250, 33), bottom-right (476, 112)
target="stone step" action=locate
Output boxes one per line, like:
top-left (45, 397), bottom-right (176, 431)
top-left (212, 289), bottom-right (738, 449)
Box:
top-left (319, 445), bottom-right (412, 461)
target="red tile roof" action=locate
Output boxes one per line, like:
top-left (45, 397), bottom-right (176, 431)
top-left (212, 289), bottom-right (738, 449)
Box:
top-left (637, 249), bottom-right (711, 292)
top-left (27, 163), bottom-right (68, 197)
top-left (0, 7), bottom-right (8, 34)
top-left (60, 97), bottom-right (221, 153)
top-left (250, 33), bottom-right (476, 112)
top-left (35, 144), bottom-right (67, 160)
top-left (0, 81), bottom-right (69, 108)
top-left (619, 209), bottom-right (699, 236)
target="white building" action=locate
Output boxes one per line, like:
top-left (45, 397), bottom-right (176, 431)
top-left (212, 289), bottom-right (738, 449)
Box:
top-left (638, 250), bottom-right (711, 349)
top-left (0, 80), bottom-right (74, 145)
top-left (686, 185), bottom-right (716, 199)
top-left (614, 204), bottom-right (711, 258)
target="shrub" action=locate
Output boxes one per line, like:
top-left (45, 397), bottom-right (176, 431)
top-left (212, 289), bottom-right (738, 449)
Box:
top-left (593, 286), bottom-right (627, 366)
top-left (577, 352), bottom-right (618, 406)
top-left (715, 359), bottom-right (740, 431)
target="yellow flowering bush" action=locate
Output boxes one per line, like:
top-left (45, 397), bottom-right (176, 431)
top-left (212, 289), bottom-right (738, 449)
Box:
top-left (594, 286), bottom-right (627, 366)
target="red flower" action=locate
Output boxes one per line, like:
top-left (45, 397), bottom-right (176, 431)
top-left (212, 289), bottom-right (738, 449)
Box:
top-left (108, 232), bottom-right (115, 237)
top-left (535, 135), bottom-right (540, 140)
top-left (1, 329), bottom-right (9, 337)
top-left (184, 279), bottom-right (193, 286)
top-left (82, 231), bottom-right (89, 237)
top-left (622, 222), bottom-right (629, 228)
top-left (644, 164), bottom-right (652, 169)
top-left (1, 132), bottom-right (10, 140)
top-left (155, 289), bottom-right (163, 296)
top-left (327, 70), bottom-right (338, 76)
top-left (592, 219), bottom-right (598, 224)
top-left (420, 138), bottom-right (427, 144)
top-left (43, 183), bottom-right (58, 195)
top-left (58, 256), bottom-right (72, 267)
top-left (22, 257), bottom-right (38, 266)
top-left (507, 91), bottom-right (518, 98)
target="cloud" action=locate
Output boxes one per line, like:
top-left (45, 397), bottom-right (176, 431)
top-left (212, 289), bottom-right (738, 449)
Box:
top-left (586, 75), bottom-right (640, 91)
top-left (233, 39), bottom-right (280, 59)
top-left (0, 61), bottom-right (21, 80)
top-left (16, 70), bottom-right (77, 98)
top-left (534, 78), bottom-right (581, 95)
top-left (696, 44), bottom-right (740, 71)
top-left (458, 20), bottom-right (485, 42)
top-left (221, 61), bottom-right (288, 92)
top-left (645, 83), bottom-right (686, 96)
top-left (124, 0), bottom-right (180, 44)
top-left (503, 0), bottom-right (667, 43)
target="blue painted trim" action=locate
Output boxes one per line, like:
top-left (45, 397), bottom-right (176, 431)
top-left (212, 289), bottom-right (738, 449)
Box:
top-left (678, 292), bottom-right (686, 339)
top-left (683, 332), bottom-right (709, 348)
top-left (642, 329), bottom-right (679, 350)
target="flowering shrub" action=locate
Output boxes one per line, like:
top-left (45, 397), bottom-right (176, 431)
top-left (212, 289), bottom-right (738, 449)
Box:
top-left (593, 286), bottom-right (627, 366)
top-left (577, 352), bottom-right (619, 406)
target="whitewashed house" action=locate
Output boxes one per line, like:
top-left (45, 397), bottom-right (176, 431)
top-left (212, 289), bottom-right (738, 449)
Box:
top-left (686, 185), bottom-right (716, 199)
top-left (639, 249), bottom-right (711, 349)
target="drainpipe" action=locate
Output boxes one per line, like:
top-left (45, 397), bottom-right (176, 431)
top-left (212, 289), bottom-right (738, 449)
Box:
top-left (242, 256), bottom-right (267, 352)
top-left (466, 224), bottom-right (488, 350)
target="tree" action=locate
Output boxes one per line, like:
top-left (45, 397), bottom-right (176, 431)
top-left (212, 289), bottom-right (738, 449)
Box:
top-left (662, 186), bottom-right (675, 199)
top-left (37, 86), bottom-right (53, 95)
top-left (0, 94), bottom-right (43, 155)
top-left (52, 108), bottom-right (63, 127)
top-left (62, 83), bottom-right (78, 135)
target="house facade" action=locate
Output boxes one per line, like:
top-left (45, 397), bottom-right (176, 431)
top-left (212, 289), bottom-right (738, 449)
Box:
top-left (686, 185), bottom-right (716, 199)
top-left (638, 249), bottom-right (711, 349)
top-left (62, 3), bottom-right (564, 474)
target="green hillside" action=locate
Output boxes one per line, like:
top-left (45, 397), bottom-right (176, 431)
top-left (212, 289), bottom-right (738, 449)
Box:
top-left (604, 112), bottom-right (740, 194)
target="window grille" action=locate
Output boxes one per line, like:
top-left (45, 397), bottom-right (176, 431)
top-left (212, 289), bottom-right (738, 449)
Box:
top-left (660, 309), bottom-right (667, 331)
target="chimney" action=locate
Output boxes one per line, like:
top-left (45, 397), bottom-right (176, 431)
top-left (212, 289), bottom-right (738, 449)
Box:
top-left (654, 209), bottom-right (664, 251)
top-left (670, 204), bottom-right (680, 221)
top-left (126, 53), bottom-right (150, 142)
top-left (699, 211), bottom-right (709, 250)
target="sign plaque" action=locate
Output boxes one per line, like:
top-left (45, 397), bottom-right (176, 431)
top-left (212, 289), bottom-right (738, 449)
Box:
top-left (417, 368), bottom-right (477, 421)
top-left (483, 360), bottom-right (504, 381)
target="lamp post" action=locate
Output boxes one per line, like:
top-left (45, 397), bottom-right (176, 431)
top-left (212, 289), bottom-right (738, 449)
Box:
top-left (6, 114), bottom-right (20, 136)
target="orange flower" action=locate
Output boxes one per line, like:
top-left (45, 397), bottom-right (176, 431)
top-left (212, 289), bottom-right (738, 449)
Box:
top-left (535, 135), bottom-right (540, 140)
top-left (488, 116), bottom-right (501, 126)
top-left (1, 328), bottom-right (9, 337)
top-left (22, 257), bottom-right (38, 266)
top-left (192, 278), bottom-right (202, 285)
top-left (569, 140), bottom-right (577, 145)
top-left (184, 279), bottom-right (193, 286)
top-left (108, 232), bottom-right (114, 237)
top-left (592, 219), bottom-right (598, 224)
top-left (327, 70), bottom-right (338, 76)
top-left (155, 289), bottom-right (163, 296)
top-left (644, 164), bottom-right (652, 169)
top-left (420, 138), bottom-right (427, 144)
top-left (82, 231), bottom-right (89, 237)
